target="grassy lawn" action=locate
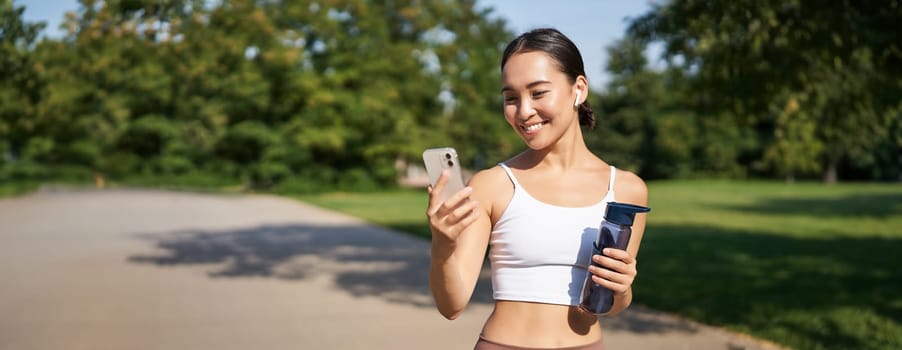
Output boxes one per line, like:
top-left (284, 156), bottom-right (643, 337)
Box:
top-left (0, 174), bottom-right (244, 200)
top-left (299, 181), bottom-right (902, 350)
top-left (0, 181), bottom-right (41, 198)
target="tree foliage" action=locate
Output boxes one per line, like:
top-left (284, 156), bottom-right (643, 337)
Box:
top-left (1, 0), bottom-right (898, 189)
top-left (627, 0), bottom-right (902, 182)
top-left (1, 0), bottom-right (516, 190)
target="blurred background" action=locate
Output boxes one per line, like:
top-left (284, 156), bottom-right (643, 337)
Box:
top-left (2, 1), bottom-right (900, 349)
top-left (4, 0), bottom-right (898, 190)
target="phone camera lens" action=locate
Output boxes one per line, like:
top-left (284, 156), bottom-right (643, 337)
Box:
top-left (447, 160), bottom-right (454, 167)
top-left (444, 153), bottom-right (452, 159)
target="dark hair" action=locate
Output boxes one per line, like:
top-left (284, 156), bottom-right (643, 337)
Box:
top-left (501, 28), bottom-right (596, 129)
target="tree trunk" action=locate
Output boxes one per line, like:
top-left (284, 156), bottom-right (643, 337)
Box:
top-left (823, 160), bottom-right (838, 184)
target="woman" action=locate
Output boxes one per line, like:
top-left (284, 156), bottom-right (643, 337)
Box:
top-left (427, 28), bottom-right (648, 349)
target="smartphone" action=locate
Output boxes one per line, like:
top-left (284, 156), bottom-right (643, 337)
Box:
top-left (422, 147), bottom-right (466, 203)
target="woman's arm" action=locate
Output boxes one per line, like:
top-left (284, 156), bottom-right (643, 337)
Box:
top-left (427, 170), bottom-right (495, 320)
top-left (588, 170), bottom-right (648, 316)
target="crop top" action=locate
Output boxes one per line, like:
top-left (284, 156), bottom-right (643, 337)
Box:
top-left (489, 163), bottom-right (616, 306)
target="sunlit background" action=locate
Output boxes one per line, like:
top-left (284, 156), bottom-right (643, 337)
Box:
top-left (2, 1), bottom-right (900, 349)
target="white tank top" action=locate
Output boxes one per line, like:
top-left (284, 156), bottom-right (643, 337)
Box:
top-left (490, 163), bottom-right (616, 306)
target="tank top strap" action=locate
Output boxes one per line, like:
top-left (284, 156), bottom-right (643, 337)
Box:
top-left (498, 162), bottom-right (521, 188)
top-left (605, 165), bottom-right (617, 201)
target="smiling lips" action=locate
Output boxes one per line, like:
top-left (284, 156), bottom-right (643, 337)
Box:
top-left (521, 120), bottom-right (548, 134)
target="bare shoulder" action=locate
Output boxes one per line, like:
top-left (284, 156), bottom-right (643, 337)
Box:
top-left (614, 168), bottom-right (648, 206)
top-left (466, 166), bottom-right (513, 212)
top-left (467, 166), bottom-right (510, 195)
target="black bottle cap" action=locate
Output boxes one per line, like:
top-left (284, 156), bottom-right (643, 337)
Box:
top-left (604, 202), bottom-right (651, 226)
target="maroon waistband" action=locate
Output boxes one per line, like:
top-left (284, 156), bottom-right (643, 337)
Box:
top-left (474, 335), bottom-right (604, 350)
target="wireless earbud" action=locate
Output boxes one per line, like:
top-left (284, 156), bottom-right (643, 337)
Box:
top-left (574, 91), bottom-right (581, 107)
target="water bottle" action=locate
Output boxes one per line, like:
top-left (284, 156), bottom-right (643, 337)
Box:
top-left (579, 202), bottom-right (650, 314)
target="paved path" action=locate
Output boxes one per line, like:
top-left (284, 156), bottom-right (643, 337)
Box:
top-left (0, 189), bottom-right (782, 350)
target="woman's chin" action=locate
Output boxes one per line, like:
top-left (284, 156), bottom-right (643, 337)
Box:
top-left (523, 137), bottom-right (550, 150)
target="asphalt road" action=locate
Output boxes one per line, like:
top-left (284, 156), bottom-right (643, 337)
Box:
top-left (0, 188), bottom-right (781, 350)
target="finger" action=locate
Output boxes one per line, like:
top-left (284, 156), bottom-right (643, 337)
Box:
top-left (439, 186), bottom-right (473, 213)
top-left (428, 170), bottom-right (450, 207)
top-left (588, 265), bottom-right (633, 285)
top-left (602, 248), bottom-right (633, 264)
top-left (593, 254), bottom-right (634, 275)
top-left (591, 274), bottom-right (630, 295)
top-left (457, 206), bottom-right (481, 228)
top-left (448, 205), bottom-right (482, 237)
top-left (426, 173), bottom-right (451, 216)
top-left (446, 200), bottom-right (479, 223)
top-left (436, 186), bottom-right (473, 215)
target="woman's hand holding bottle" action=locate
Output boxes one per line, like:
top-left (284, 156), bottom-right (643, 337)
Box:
top-left (588, 249), bottom-right (637, 296)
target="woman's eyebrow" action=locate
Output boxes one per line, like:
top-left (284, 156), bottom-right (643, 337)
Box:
top-left (501, 80), bottom-right (552, 93)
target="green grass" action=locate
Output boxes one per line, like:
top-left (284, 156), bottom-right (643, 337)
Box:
top-left (115, 173), bottom-right (246, 193)
top-left (0, 180), bottom-right (41, 198)
top-left (0, 173), bottom-right (245, 199)
top-left (298, 181), bottom-right (902, 350)
top-left (298, 188), bottom-right (432, 238)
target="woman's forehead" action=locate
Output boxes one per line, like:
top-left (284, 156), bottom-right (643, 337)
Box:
top-left (502, 51), bottom-right (566, 89)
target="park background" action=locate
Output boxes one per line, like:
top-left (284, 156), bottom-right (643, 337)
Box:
top-left (2, 0), bottom-right (900, 349)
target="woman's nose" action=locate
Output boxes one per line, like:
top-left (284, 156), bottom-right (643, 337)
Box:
top-left (517, 98), bottom-right (535, 119)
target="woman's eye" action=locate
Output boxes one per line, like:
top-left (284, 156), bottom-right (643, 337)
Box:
top-left (532, 91), bottom-right (548, 98)
top-left (503, 96), bottom-right (518, 103)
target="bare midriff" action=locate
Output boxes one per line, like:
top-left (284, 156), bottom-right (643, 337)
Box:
top-left (480, 300), bottom-right (602, 348)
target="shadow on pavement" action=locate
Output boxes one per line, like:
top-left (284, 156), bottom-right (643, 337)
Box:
top-left (129, 223), bottom-right (494, 307)
top-left (129, 221), bottom-right (706, 335)
top-left (603, 305), bottom-right (702, 334)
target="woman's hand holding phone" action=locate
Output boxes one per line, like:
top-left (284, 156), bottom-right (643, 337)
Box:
top-left (426, 170), bottom-right (480, 249)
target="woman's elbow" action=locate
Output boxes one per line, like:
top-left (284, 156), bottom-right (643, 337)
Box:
top-left (437, 305), bottom-right (464, 320)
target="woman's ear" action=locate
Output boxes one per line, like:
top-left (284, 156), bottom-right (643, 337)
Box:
top-left (573, 76), bottom-right (588, 107)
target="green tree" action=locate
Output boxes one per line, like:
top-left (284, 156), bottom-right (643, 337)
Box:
top-left (268, 0), bottom-right (514, 184)
top-left (8, 0), bottom-right (518, 191)
top-left (0, 0), bottom-right (46, 179)
top-left (630, 0), bottom-right (902, 182)
top-left (762, 95), bottom-right (823, 182)
top-left (590, 37), bottom-right (701, 179)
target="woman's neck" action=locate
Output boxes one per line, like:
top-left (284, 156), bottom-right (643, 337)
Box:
top-left (520, 126), bottom-right (593, 171)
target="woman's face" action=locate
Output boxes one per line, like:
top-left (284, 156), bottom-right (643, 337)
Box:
top-left (501, 51), bottom-right (581, 150)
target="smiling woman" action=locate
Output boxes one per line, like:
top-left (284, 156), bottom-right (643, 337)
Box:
top-left (425, 28), bottom-right (649, 349)
top-left (500, 28), bottom-right (597, 149)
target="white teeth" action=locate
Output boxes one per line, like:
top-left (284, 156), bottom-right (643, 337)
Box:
top-left (524, 123), bottom-right (544, 132)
